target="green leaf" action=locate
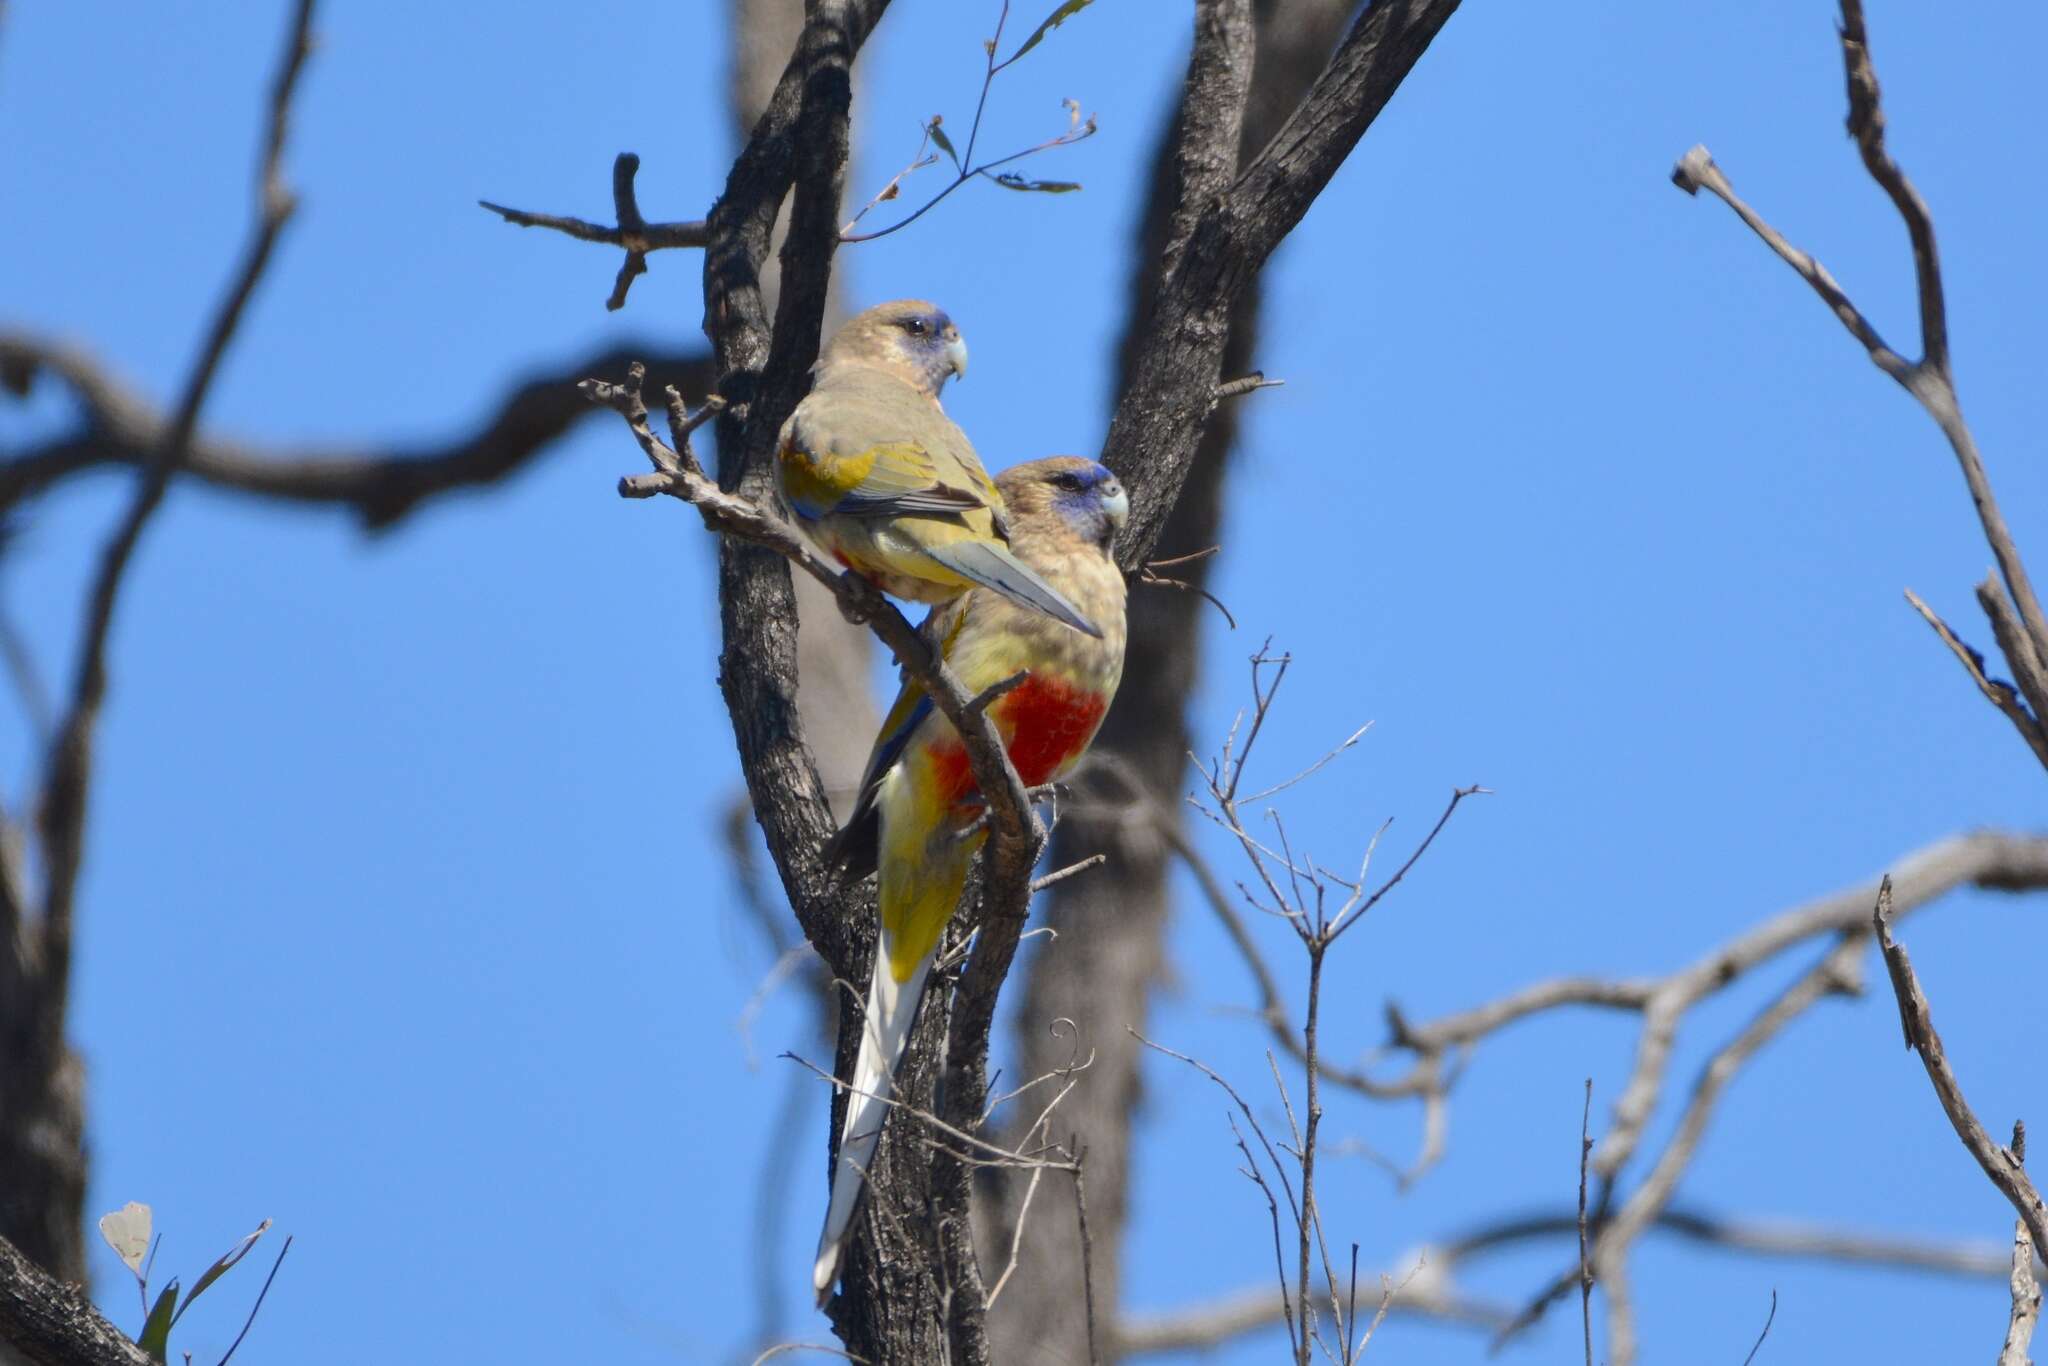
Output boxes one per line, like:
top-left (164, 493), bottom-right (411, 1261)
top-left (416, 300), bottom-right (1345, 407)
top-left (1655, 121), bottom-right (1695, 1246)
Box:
top-left (1004, 0), bottom-right (1097, 65)
top-left (989, 173), bottom-right (1082, 194)
top-left (928, 117), bottom-right (960, 170)
top-left (172, 1219), bottom-right (271, 1327)
top-left (138, 1279), bottom-right (178, 1360)
top-left (98, 1202), bottom-right (152, 1280)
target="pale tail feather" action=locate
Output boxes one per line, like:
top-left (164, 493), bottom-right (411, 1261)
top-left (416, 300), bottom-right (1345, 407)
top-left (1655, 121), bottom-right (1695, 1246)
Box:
top-left (812, 950), bottom-right (935, 1303)
top-left (922, 540), bottom-right (1102, 638)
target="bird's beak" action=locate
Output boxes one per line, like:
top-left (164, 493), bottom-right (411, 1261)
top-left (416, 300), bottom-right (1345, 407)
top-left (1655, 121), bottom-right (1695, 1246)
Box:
top-left (1102, 481), bottom-right (1128, 529)
top-left (945, 334), bottom-right (969, 382)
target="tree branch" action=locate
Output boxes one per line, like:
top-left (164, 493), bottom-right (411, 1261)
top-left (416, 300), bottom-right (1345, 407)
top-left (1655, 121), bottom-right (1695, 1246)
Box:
top-left (1105, 0), bottom-right (1463, 562)
top-left (0, 0), bottom-right (316, 1284)
top-left (481, 152), bottom-right (709, 311)
top-left (1671, 0), bottom-right (2048, 765)
top-left (1112, 1200), bottom-right (2042, 1358)
top-left (0, 333), bottom-right (715, 531)
top-left (2000, 1124), bottom-right (2041, 1366)
top-left (0, 1233), bottom-right (153, 1366)
top-left (1374, 831), bottom-right (2048, 1190)
top-left (1874, 879), bottom-right (2048, 1259)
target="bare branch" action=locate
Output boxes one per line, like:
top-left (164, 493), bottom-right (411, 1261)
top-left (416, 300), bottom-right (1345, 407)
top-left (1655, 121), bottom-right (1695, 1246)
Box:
top-left (1578, 1079), bottom-right (1594, 1366)
top-left (1904, 588), bottom-right (2048, 768)
top-left (482, 152), bottom-right (709, 310)
top-left (2001, 1123), bottom-right (2040, 1366)
top-left (1435, 1205), bottom-right (2036, 1281)
top-left (0, 332), bottom-right (716, 531)
top-left (0, 0), bottom-right (316, 1282)
top-left (1378, 832), bottom-right (2048, 1191)
top-left (1030, 854), bottom-right (1104, 894)
top-left (1113, 1201), bottom-right (2040, 1357)
top-left (1211, 371), bottom-right (1283, 405)
top-left (1671, 0), bottom-right (2048, 761)
top-left (1071, 1148), bottom-right (1103, 1366)
top-left (1578, 933), bottom-right (1864, 1366)
top-left (1874, 880), bottom-right (2048, 1259)
top-left (1109, 1276), bottom-right (1509, 1357)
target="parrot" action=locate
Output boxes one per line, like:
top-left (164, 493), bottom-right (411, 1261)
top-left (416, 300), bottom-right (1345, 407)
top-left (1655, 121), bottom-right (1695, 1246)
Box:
top-left (810, 455), bottom-right (1131, 1303)
top-left (776, 299), bottom-right (1103, 638)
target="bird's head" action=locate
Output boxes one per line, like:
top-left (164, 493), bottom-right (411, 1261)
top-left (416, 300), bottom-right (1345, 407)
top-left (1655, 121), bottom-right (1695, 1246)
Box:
top-left (997, 456), bottom-right (1128, 554)
top-left (820, 299), bottom-right (969, 398)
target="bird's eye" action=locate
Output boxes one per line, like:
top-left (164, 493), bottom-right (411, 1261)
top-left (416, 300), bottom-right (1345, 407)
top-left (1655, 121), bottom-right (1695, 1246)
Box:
top-left (903, 317), bottom-right (928, 336)
top-left (1050, 472), bottom-right (1086, 492)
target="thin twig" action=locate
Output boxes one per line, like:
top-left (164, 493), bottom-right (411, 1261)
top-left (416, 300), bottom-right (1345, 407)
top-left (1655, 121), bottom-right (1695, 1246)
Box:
top-left (1030, 853), bottom-right (1105, 893)
top-left (1211, 371), bottom-right (1284, 405)
top-left (31, 0), bottom-right (315, 1081)
top-left (215, 1236), bottom-right (291, 1366)
top-left (839, 3), bottom-right (1097, 244)
top-left (1739, 1290), bottom-right (1777, 1366)
top-left (748, 1344), bottom-right (868, 1366)
top-left (1903, 588), bottom-right (2048, 768)
top-left (1073, 1144), bottom-right (1103, 1366)
top-left (1578, 1078), bottom-right (1594, 1366)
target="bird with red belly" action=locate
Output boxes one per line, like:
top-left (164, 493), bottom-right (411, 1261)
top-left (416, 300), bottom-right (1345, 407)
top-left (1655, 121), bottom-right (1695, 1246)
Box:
top-left (811, 455), bottom-right (1129, 1302)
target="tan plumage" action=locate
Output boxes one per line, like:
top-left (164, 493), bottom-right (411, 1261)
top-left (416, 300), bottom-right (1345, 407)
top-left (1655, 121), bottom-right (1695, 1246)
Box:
top-left (777, 301), bottom-right (1101, 636)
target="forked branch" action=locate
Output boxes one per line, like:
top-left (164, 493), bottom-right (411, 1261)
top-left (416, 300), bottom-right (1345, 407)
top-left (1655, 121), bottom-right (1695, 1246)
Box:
top-left (1671, 0), bottom-right (2048, 766)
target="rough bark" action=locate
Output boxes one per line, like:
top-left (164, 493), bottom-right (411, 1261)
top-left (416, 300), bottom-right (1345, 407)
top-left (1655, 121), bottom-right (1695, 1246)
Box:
top-left (728, 0), bottom-right (878, 823)
top-left (0, 1235), bottom-right (151, 1366)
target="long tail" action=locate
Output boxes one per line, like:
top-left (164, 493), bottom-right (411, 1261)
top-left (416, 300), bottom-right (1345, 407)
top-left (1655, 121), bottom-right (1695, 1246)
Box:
top-left (922, 539), bottom-right (1101, 638)
top-left (811, 949), bottom-right (933, 1303)
top-left (813, 807), bottom-right (980, 1303)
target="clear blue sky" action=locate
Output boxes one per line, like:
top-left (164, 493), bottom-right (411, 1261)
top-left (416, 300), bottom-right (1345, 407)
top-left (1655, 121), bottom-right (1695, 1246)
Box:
top-left (4, 2), bottom-right (2045, 1362)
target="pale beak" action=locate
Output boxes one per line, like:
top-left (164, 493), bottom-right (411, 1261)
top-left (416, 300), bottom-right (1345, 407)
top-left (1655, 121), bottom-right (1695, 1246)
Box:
top-left (1102, 481), bottom-right (1129, 528)
top-left (944, 334), bottom-right (969, 382)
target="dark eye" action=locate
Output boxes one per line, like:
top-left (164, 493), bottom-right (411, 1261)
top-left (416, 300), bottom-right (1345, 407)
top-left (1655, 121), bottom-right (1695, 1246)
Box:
top-left (902, 317), bottom-right (928, 336)
top-left (1049, 472), bottom-right (1086, 492)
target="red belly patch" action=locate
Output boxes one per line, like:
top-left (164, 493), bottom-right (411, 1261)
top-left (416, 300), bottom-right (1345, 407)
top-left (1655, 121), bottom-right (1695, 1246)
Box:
top-left (927, 674), bottom-right (1107, 809)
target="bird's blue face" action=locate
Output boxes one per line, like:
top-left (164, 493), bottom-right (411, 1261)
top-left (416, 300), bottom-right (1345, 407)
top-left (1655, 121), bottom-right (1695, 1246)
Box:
top-left (884, 306), bottom-right (969, 394)
top-left (1043, 460), bottom-right (1129, 551)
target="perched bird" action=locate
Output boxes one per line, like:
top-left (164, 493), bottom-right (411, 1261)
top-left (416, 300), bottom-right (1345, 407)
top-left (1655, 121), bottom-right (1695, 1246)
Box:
top-left (776, 300), bottom-right (1102, 637)
top-left (811, 456), bottom-right (1130, 1302)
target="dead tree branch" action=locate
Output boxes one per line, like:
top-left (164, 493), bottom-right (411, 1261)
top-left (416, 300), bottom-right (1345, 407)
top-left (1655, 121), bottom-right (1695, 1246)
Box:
top-left (0, 333), bottom-right (715, 531)
top-left (1671, 0), bottom-right (2048, 769)
top-left (2000, 1124), bottom-right (2041, 1366)
top-left (0, 0), bottom-right (315, 1286)
top-left (1112, 1200), bottom-right (2041, 1358)
top-left (1874, 879), bottom-right (2048, 1259)
top-left (1375, 831), bottom-right (2048, 1188)
top-left (482, 152), bottom-right (709, 310)
top-left (1582, 932), bottom-right (1865, 1365)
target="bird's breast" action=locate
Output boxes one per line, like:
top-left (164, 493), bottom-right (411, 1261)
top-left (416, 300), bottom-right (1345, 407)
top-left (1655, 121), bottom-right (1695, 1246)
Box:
top-left (924, 673), bottom-right (1109, 808)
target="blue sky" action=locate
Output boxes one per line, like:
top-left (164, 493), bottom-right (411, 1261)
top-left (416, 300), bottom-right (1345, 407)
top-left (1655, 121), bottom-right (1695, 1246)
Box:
top-left (3, 2), bottom-right (2045, 1362)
